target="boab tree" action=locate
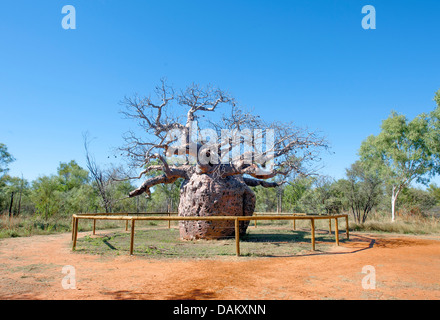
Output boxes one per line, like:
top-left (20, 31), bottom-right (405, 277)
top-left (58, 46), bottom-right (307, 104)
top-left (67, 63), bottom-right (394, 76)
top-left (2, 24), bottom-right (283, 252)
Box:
top-left (120, 80), bottom-right (328, 239)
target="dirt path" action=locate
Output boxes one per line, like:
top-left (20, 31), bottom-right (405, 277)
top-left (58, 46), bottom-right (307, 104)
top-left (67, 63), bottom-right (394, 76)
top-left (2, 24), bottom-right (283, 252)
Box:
top-left (0, 230), bottom-right (439, 300)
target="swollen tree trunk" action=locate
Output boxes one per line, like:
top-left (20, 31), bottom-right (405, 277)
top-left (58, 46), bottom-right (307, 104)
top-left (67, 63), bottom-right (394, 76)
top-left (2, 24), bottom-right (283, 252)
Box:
top-left (178, 174), bottom-right (255, 240)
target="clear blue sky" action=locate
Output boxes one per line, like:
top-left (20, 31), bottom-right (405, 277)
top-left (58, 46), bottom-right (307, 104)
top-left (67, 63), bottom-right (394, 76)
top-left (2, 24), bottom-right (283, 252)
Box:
top-left (1, 0), bottom-right (439, 186)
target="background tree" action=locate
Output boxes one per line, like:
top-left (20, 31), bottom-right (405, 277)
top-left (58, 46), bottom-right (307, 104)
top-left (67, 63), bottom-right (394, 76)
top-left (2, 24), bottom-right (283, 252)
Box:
top-left (298, 176), bottom-right (342, 214)
top-left (83, 133), bottom-right (114, 213)
top-left (253, 185), bottom-right (277, 212)
top-left (0, 143), bottom-right (16, 215)
top-left (56, 160), bottom-right (94, 214)
top-left (359, 103), bottom-right (439, 221)
top-left (338, 161), bottom-right (382, 223)
top-left (427, 183), bottom-right (440, 205)
top-left (429, 89), bottom-right (440, 173)
top-left (31, 175), bottom-right (62, 220)
top-left (0, 143), bottom-right (14, 178)
top-left (58, 160), bottom-right (89, 191)
top-left (282, 177), bottom-right (313, 213)
top-left (109, 179), bottom-right (138, 213)
top-left (0, 174), bottom-right (30, 216)
top-left (397, 187), bottom-right (437, 217)
top-left (283, 177), bottom-right (316, 212)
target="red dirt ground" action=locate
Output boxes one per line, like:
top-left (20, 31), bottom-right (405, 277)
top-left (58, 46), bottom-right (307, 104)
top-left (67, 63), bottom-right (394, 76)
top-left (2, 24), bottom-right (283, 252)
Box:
top-left (0, 230), bottom-right (439, 300)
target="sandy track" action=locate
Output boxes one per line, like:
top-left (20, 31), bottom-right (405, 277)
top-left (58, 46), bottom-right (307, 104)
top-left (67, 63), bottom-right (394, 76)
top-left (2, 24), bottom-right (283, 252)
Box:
top-left (0, 230), bottom-right (439, 300)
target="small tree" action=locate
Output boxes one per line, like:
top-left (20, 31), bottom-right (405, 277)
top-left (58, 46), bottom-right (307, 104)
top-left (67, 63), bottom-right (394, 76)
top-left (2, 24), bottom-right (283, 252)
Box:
top-left (338, 161), bottom-right (382, 223)
top-left (253, 185), bottom-right (277, 212)
top-left (427, 183), bottom-right (440, 205)
top-left (56, 160), bottom-right (93, 214)
top-left (0, 174), bottom-right (29, 216)
top-left (31, 175), bottom-right (62, 220)
top-left (397, 187), bottom-right (437, 217)
top-left (57, 160), bottom-right (89, 191)
top-left (359, 95), bottom-right (440, 221)
top-left (83, 133), bottom-right (114, 213)
top-left (282, 177), bottom-right (311, 213)
top-left (298, 176), bottom-right (341, 214)
top-left (0, 143), bottom-right (14, 178)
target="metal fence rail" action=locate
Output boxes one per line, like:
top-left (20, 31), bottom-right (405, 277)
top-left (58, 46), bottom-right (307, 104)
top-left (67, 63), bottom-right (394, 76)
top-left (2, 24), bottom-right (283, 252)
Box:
top-left (71, 213), bottom-right (349, 256)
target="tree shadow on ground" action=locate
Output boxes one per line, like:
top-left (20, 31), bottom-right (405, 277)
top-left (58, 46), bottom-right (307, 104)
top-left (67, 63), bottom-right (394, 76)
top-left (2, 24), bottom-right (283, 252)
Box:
top-left (76, 228), bottom-right (375, 259)
top-left (103, 239), bottom-right (117, 250)
top-left (242, 229), bottom-right (375, 257)
top-left (100, 290), bottom-right (154, 300)
top-left (101, 288), bottom-right (217, 300)
top-left (166, 288), bottom-right (218, 300)
top-left (243, 228), bottom-right (343, 244)
top-left (243, 229), bottom-right (313, 243)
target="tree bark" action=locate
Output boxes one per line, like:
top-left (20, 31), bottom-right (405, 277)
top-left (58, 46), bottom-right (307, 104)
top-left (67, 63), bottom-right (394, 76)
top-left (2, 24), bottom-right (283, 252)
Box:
top-left (391, 185), bottom-right (401, 222)
top-left (391, 194), bottom-right (396, 222)
top-left (178, 174), bottom-right (255, 240)
top-left (8, 192), bottom-right (14, 218)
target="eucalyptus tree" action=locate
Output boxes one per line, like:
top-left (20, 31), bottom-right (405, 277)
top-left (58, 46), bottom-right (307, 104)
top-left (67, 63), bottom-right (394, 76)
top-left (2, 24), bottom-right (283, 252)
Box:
top-left (0, 143), bottom-right (14, 178)
top-left (359, 93), bottom-right (440, 221)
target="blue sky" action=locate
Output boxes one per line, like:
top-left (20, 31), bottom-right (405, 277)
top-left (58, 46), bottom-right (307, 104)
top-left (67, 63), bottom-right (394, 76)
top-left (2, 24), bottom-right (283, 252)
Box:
top-left (1, 0), bottom-right (439, 186)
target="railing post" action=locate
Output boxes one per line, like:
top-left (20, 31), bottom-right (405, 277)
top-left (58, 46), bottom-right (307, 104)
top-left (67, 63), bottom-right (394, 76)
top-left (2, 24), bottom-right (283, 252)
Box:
top-left (130, 219), bottom-right (136, 255)
top-left (310, 218), bottom-right (315, 251)
top-left (334, 218), bottom-right (339, 246)
top-left (345, 215), bottom-right (349, 240)
top-left (72, 217), bottom-right (79, 251)
top-left (92, 219), bottom-right (96, 235)
top-left (71, 216), bottom-right (75, 241)
top-left (328, 218), bottom-right (332, 234)
top-left (235, 218), bottom-right (240, 256)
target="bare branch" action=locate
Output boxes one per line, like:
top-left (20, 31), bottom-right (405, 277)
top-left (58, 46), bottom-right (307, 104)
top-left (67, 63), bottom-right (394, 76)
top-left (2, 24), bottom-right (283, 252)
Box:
top-left (243, 177), bottom-right (280, 188)
top-left (128, 166), bottom-right (193, 198)
top-left (119, 80), bottom-right (329, 197)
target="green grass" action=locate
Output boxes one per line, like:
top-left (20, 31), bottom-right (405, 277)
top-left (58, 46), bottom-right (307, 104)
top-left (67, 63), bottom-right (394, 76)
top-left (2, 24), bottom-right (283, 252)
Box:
top-left (74, 223), bottom-right (342, 259)
top-left (0, 213), bottom-right (129, 239)
top-left (350, 219), bottom-right (440, 234)
top-left (0, 214), bottom-right (69, 239)
top-left (3, 210), bottom-right (439, 244)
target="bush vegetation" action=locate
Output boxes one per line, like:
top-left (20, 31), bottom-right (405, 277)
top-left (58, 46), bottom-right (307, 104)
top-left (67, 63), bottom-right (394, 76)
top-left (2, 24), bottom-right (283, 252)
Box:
top-left (1, 90), bottom-right (440, 238)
